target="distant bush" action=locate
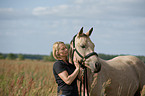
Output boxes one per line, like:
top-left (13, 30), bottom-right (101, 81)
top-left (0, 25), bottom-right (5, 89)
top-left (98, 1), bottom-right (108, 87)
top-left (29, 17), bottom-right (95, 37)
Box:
top-left (43, 52), bottom-right (55, 62)
top-left (0, 53), bottom-right (4, 59)
top-left (65, 43), bottom-right (70, 50)
top-left (0, 52), bottom-right (145, 63)
top-left (17, 54), bottom-right (25, 60)
top-left (98, 53), bottom-right (118, 60)
top-left (136, 56), bottom-right (145, 63)
top-left (98, 53), bottom-right (145, 63)
top-left (6, 53), bottom-right (17, 60)
top-left (43, 56), bottom-right (49, 61)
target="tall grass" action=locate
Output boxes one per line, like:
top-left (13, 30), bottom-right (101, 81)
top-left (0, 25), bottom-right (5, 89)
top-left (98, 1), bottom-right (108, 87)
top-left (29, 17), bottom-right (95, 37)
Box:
top-left (141, 85), bottom-right (145, 96)
top-left (0, 59), bottom-right (57, 96)
top-left (0, 59), bottom-right (145, 96)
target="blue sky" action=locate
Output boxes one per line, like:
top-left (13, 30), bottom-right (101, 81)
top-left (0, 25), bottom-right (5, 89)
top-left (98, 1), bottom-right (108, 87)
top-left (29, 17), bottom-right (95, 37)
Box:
top-left (0, 0), bottom-right (145, 56)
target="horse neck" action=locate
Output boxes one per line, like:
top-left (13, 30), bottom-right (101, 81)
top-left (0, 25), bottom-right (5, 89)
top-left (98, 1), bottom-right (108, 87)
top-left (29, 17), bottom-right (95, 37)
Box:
top-left (86, 68), bottom-right (94, 94)
top-left (87, 58), bottom-right (108, 92)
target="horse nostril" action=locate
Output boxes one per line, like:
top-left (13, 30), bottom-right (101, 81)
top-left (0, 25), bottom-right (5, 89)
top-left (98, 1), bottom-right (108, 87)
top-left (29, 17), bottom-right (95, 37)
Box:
top-left (94, 62), bottom-right (101, 73)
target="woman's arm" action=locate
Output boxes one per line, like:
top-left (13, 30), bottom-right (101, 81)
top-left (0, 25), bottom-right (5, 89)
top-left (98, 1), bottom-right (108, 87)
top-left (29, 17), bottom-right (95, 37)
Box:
top-left (58, 68), bottom-right (79, 85)
top-left (58, 61), bottom-right (80, 85)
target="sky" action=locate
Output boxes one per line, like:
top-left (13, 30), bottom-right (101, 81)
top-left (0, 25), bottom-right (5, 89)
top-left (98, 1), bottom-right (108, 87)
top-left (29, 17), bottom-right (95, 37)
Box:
top-left (0, 0), bottom-right (145, 56)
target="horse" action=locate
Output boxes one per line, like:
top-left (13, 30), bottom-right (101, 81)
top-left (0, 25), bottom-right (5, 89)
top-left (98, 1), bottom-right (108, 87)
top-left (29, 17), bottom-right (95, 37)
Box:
top-left (69, 27), bottom-right (145, 96)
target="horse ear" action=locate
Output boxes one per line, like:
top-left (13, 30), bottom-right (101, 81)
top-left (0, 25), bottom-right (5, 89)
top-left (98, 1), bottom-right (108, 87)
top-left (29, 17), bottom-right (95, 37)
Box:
top-left (78, 27), bottom-right (83, 36)
top-left (86, 27), bottom-right (93, 36)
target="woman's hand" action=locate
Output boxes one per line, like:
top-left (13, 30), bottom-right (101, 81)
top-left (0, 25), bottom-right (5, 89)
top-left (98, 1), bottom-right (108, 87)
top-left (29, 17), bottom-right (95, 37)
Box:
top-left (74, 58), bottom-right (80, 70)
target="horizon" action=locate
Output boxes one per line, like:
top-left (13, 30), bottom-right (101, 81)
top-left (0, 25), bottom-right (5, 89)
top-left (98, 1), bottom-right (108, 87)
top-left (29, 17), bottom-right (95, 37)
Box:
top-left (1, 52), bottom-right (145, 57)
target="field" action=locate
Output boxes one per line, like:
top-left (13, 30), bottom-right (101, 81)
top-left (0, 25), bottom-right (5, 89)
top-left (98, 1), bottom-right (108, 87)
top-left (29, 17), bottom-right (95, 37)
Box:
top-left (0, 59), bottom-right (145, 96)
top-left (0, 59), bottom-right (57, 96)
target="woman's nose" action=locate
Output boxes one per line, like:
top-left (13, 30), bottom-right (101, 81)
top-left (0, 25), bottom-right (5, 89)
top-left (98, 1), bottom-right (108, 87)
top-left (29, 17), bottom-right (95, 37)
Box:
top-left (65, 48), bottom-right (68, 51)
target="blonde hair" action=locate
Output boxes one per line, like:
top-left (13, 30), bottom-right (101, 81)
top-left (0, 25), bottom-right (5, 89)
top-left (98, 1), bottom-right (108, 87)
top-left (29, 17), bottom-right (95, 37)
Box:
top-left (53, 41), bottom-right (65, 60)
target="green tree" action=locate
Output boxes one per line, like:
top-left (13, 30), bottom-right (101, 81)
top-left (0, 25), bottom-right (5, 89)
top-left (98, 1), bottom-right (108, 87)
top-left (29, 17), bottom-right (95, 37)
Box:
top-left (48, 52), bottom-right (56, 61)
top-left (6, 53), bottom-right (16, 60)
top-left (98, 53), bottom-right (118, 60)
top-left (0, 53), bottom-right (4, 59)
top-left (137, 56), bottom-right (145, 63)
top-left (43, 52), bottom-right (56, 62)
top-left (18, 54), bottom-right (25, 60)
top-left (43, 56), bottom-right (49, 61)
top-left (65, 43), bottom-right (70, 50)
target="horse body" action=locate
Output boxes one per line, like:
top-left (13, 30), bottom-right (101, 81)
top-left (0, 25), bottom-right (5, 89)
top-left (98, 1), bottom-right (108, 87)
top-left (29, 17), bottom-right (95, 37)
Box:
top-left (70, 27), bottom-right (145, 96)
top-left (91, 55), bottom-right (145, 96)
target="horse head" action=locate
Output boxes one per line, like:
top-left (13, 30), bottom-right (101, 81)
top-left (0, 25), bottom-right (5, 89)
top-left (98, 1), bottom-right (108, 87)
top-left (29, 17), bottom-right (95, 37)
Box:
top-left (69, 27), bottom-right (101, 73)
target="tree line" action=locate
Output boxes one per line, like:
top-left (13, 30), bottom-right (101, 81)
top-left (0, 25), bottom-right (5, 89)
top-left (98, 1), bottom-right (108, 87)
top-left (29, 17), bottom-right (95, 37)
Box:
top-left (0, 52), bottom-right (145, 63)
top-left (0, 53), bottom-right (45, 61)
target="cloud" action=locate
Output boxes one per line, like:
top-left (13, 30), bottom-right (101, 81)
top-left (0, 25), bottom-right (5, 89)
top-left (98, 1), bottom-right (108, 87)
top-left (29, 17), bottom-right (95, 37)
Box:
top-left (1, 0), bottom-right (144, 21)
top-left (32, 5), bottom-right (69, 16)
top-left (0, 8), bottom-right (13, 12)
top-left (0, 7), bottom-right (35, 20)
top-left (31, 0), bottom-right (145, 21)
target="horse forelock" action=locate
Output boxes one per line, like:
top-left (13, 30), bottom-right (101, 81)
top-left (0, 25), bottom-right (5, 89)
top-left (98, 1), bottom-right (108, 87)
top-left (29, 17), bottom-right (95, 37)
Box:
top-left (78, 33), bottom-right (87, 37)
top-left (76, 35), bottom-right (95, 51)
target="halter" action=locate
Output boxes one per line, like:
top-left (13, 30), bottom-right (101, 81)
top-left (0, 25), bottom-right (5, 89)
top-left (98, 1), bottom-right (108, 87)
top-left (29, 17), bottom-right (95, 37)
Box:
top-left (71, 34), bottom-right (101, 96)
top-left (71, 35), bottom-right (99, 68)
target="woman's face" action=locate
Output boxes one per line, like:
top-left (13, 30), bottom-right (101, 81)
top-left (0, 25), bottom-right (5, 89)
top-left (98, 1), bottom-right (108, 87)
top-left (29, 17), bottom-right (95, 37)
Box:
top-left (58, 43), bottom-right (68, 57)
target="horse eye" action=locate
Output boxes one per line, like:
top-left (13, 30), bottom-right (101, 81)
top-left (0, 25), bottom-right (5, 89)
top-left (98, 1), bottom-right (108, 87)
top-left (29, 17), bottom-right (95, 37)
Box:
top-left (81, 45), bottom-right (86, 48)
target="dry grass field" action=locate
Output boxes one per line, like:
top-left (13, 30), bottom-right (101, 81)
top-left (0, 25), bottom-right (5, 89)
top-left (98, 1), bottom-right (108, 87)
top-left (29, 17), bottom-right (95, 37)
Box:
top-left (0, 59), bottom-right (145, 96)
top-left (0, 59), bottom-right (57, 96)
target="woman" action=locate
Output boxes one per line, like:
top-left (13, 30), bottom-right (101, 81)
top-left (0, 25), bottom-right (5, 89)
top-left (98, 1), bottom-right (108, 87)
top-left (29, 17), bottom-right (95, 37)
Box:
top-left (53, 41), bottom-right (80, 96)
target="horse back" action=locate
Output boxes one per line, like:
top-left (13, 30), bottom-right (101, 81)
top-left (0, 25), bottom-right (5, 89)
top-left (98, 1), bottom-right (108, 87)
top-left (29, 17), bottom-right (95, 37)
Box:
top-left (108, 55), bottom-right (145, 93)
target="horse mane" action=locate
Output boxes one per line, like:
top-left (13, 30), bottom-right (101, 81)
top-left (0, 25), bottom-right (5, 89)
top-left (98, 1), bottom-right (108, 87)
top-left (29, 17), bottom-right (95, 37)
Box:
top-left (69, 40), bottom-right (73, 64)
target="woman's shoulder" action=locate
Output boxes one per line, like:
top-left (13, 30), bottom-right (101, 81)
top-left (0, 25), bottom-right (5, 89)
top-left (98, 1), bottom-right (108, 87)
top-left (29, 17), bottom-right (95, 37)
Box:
top-left (54, 60), bottom-right (62, 64)
top-left (53, 60), bottom-right (66, 73)
top-left (53, 60), bottom-right (74, 67)
top-left (53, 60), bottom-right (65, 67)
